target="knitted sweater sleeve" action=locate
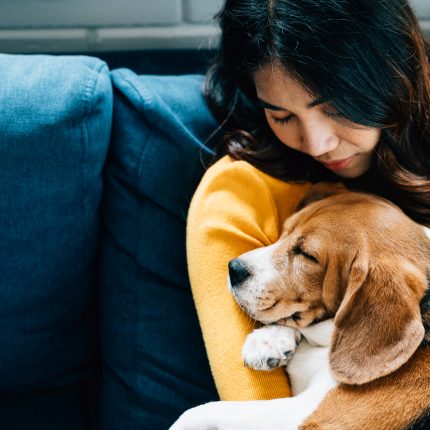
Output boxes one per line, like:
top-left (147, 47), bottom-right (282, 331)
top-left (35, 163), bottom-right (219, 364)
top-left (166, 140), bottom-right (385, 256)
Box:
top-left (186, 156), bottom-right (293, 400)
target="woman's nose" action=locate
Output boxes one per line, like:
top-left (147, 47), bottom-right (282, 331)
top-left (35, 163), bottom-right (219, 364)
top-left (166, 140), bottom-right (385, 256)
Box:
top-left (300, 121), bottom-right (339, 157)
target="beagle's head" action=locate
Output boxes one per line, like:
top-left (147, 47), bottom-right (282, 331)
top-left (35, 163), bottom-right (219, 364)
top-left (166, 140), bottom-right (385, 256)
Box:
top-left (229, 183), bottom-right (430, 385)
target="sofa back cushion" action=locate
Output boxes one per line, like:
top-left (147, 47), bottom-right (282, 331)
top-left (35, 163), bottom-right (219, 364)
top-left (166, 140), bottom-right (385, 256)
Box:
top-left (0, 54), bottom-right (112, 428)
top-left (100, 70), bottom-right (219, 429)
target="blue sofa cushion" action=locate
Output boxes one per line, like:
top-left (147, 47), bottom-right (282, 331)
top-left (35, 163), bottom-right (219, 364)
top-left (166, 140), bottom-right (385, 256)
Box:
top-left (100, 70), bottom-right (219, 429)
top-left (0, 54), bottom-right (112, 428)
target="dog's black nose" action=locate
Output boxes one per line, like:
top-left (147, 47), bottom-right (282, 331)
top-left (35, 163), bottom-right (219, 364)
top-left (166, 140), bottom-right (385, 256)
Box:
top-left (228, 258), bottom-right (251, 288)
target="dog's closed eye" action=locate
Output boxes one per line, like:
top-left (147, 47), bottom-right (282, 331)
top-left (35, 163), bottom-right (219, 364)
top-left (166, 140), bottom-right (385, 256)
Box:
top-left (290, 312), bottom-right (301, 322)
top-left (292, 244), bottom-right (319, 264)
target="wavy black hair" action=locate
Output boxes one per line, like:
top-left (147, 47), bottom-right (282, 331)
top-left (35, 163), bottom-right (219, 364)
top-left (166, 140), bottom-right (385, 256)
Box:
top-left (205, 0), bottom-right (430, 223)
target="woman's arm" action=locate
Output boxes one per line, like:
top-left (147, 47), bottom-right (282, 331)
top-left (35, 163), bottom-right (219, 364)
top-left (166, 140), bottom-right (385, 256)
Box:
top-left (187, 156), bottom-right (308, 400)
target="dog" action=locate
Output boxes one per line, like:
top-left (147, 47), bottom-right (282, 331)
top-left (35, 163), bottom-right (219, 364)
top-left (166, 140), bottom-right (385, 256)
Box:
top-left (241, 317), bottom-right (337, 427)
top-left (171, 183), bottom-right (430, 430)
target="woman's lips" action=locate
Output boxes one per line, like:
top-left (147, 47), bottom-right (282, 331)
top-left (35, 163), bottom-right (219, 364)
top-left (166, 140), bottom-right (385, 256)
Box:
top-left (321, 156), bottom-right (354, 171)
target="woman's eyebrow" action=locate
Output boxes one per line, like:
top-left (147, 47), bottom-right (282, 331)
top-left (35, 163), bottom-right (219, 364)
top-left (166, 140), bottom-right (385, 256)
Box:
top-left (307, 97), bottom-right (327, 108)
top-left (257, 98), bottom-right (288, 111)
top-left (257, 97), bottom-right (326, 111)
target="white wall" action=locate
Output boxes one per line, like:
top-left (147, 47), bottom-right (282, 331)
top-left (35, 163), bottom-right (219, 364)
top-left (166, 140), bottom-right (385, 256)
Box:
top-left (412, 0), bottom-right (430, 18)
top-left (0, 0), bottom-right (427, 53)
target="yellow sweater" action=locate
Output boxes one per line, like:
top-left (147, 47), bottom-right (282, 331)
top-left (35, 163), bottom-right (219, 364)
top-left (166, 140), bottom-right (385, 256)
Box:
top-left (187, 155), bottom-right (311, 400)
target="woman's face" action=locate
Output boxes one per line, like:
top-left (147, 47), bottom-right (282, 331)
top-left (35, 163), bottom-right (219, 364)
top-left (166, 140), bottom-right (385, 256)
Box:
top-left (253, 64), bottom-right (381, 179)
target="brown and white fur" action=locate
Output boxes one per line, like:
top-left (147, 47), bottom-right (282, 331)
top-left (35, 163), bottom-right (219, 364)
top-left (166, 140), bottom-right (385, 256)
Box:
top-left (171, 183), bottom-right (430, 430)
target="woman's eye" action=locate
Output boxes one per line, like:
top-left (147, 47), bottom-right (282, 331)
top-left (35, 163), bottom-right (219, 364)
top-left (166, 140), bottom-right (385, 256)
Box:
top-left (272, 115), bottom-right (294, 125)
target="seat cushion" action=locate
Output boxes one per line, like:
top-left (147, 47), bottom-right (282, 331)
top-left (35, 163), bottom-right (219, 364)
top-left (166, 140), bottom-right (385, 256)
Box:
top-left (0, 54), bottom-right (112, 428)
top-left (100, 69), bottom-right (219, 429)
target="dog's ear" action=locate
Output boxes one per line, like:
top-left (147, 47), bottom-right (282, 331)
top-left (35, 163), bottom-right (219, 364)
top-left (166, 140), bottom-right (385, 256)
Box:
top-left (329, 251), bottom-right (426, 385)
top-left (296, 182), bottom-right (347, 212)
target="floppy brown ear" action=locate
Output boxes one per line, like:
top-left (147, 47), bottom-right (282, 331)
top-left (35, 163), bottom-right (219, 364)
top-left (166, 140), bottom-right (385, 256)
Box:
top-left (329, 253), bottom-right (426, 385)
top-left (296, 182), bottom-right (347, 212)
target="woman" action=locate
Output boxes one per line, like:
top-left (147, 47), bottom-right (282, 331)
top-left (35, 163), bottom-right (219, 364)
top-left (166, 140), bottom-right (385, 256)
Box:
top-left (187, 0), bottom-right (430, 418)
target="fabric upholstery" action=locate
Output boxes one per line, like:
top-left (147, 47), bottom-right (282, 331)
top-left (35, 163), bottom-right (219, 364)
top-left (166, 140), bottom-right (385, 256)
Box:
top-left (99, 70), bottom-right (219, 429)
top-left (0, 54), bottom-right (112, 428)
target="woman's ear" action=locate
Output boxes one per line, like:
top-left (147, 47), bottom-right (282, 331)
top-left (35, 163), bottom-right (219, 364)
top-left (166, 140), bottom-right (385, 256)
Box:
top-left (329, 255), bottom-right (426, 385)
top-left (295, 182), bottom-right (347, 212)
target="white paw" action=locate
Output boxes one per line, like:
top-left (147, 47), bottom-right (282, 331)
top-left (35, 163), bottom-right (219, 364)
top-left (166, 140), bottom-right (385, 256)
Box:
top-left (170, 403), bottom-right (221, 430)
top-left (170, 401), bottom-right (255, 430)
top-left (242, 325), bottom-right (301, 370)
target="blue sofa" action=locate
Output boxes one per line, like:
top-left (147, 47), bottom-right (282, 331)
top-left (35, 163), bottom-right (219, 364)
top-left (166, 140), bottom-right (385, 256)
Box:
top-left (0, 54), bottom-right (218, 430)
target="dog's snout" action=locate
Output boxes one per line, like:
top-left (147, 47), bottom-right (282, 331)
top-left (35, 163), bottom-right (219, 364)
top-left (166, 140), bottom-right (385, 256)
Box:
top-left (228, 258), bottom-right (251, 288)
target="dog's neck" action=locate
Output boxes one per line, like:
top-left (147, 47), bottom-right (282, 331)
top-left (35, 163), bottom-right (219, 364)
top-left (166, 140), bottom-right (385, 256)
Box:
top-left (299, 319), bottom-right (334, 347)
top-left (421, 227), bottom-right (430, 345)
top-left (421, 275), bottom-right (430, 346)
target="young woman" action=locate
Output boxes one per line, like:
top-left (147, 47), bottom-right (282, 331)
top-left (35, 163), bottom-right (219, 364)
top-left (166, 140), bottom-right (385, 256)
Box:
top-left (186, 0), bottom-right (430, 422)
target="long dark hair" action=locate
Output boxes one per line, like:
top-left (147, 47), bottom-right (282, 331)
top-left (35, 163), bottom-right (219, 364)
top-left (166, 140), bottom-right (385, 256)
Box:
top-left (205, 0), bottom-right (430, 224)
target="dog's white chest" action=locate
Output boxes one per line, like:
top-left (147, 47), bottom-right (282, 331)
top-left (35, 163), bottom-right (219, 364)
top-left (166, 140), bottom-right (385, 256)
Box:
top-left (287, 340), bottom-right (330, 395)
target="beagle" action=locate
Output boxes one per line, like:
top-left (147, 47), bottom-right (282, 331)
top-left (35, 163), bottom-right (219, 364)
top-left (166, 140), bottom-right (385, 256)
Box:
top-left (171, 183), bottom-right (430, 430)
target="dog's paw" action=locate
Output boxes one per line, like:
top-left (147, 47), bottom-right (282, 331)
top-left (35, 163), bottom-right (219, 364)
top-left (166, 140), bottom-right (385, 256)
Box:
top-left (242, 325), bottom-right (301, 370)
top-left (170, 401), bottom-right (262, 430)
top-left (169, 402), bottom-right (222, 430)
